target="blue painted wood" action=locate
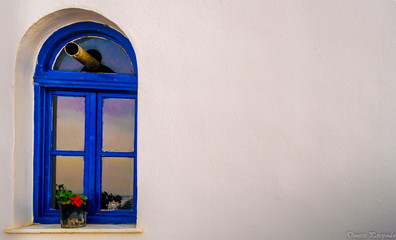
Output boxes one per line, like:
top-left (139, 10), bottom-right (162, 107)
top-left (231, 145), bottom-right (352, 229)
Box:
top-left (95, 92), bottom-right (102, 215)
top-left (100, 152), bottom-right (135, 157)
top-left (87, 92), bottom-right (97, 216)
top-left (33, 80), bottom-right (137, 92)
top-left (44, 90), bottom-right (52, 214)
top-left (49, 150), bottom-right (86, 156)
top-left (41, 89), bottom-right (47, 217)
top-left (33, 85), bottom-right (42, 221)
top-left (35, 71), bottom-right (137, 82)
top-left (33, 21), bottom-right (138, 224)
top-left (34, 215), bottom-right (137, 224)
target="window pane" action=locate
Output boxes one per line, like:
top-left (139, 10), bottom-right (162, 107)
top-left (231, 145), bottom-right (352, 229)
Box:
top-left (53, 37), bottom-right (134, 74)
top-left (101, 157), bottom-right (134, 210)
top-left (102, 98), bottom-right (135, 152)
top-left (52, 96), bottom-right (85, 151)
top-left (51, 156), bottom-right (84, 209)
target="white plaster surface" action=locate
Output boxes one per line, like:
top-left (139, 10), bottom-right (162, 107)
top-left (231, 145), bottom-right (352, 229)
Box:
top-left (1, 0), bottom-right (396, 239)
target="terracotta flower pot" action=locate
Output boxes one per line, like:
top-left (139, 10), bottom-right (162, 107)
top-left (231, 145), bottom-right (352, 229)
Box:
top-left (59, 204), bottom-right (87, 228)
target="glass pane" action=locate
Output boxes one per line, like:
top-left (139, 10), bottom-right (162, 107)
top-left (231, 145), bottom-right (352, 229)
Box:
top-left (53, 37), bottom-right (134, 74)
top-left (51, 156), bottom-right (84, 209)
top-left (52, 96), bottom-right (85, 151)
top-left (102, 98), bottom-right (135, 152)
top-left (101, 157), bottom-right (134, 210)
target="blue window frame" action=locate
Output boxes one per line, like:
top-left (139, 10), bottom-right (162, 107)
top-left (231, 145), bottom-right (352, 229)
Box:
top-left (33, 22), bottom-right (138, 224)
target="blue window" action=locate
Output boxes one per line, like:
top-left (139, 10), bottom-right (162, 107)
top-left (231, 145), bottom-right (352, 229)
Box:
top-left (33, 22), bottom-right (138, 224)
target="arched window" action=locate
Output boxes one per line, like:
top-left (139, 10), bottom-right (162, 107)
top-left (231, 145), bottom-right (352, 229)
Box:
top-left (33, 22), bottom-right (138, 224)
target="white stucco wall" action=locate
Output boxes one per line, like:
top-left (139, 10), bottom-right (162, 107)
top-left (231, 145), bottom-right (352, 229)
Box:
top-left (1, 0), bottom-right (396, 239)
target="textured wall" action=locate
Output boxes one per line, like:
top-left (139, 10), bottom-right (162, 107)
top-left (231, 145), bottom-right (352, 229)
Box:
top-left (2, 0), bottom-right (396, 239)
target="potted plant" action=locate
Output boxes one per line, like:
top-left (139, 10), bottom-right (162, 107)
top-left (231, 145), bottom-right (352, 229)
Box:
top-left (55, 184), bottom-right (88, 228)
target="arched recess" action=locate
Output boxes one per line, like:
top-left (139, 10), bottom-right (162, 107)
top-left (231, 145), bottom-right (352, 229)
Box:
top-left (14, 8), bottom-right (133, 226)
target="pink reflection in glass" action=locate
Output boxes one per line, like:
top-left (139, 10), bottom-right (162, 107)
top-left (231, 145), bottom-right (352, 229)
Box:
top-left (52, 96), bottom-right (85, 151)
top-left (102, 98), bottom-right (135, 152)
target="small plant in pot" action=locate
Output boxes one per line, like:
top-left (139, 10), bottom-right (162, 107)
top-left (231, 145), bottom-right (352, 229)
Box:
top-left (55, 184), bottom-right (88, 228)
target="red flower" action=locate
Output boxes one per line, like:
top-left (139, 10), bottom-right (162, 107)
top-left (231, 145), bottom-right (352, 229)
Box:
top-left (70, 195), bottom-right (83, 207)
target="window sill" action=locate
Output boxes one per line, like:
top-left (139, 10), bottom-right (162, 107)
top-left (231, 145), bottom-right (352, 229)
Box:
top-left (5, 224), bottom-right (144, 234)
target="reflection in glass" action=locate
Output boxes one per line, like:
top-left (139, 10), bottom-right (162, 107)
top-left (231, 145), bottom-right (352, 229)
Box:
top-left (53, 37), bottom-right (134, 74)
top-left (52, 96), bottom-right (85, 151)
top-left (101, 157), bottom-right (134, 210)
top-left (102, 98), bottom-right (135, 152)
top-left (51, 156), bottom-right (84, 209)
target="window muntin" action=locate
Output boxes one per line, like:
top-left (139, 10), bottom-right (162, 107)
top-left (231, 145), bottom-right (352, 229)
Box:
top-left (34, 22), bottom-right (138, 224)
top-left (53, 37), bottom-right (135, 74)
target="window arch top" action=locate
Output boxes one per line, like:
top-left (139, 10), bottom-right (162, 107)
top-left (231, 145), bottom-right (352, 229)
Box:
top-left (35, 22), bottom-right (137, 81)
top-left (54, 36), bottom-right (134, 74)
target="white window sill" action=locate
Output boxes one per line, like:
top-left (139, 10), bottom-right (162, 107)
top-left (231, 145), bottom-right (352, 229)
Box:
top-left (5, 224), bottom-right (144, 234)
